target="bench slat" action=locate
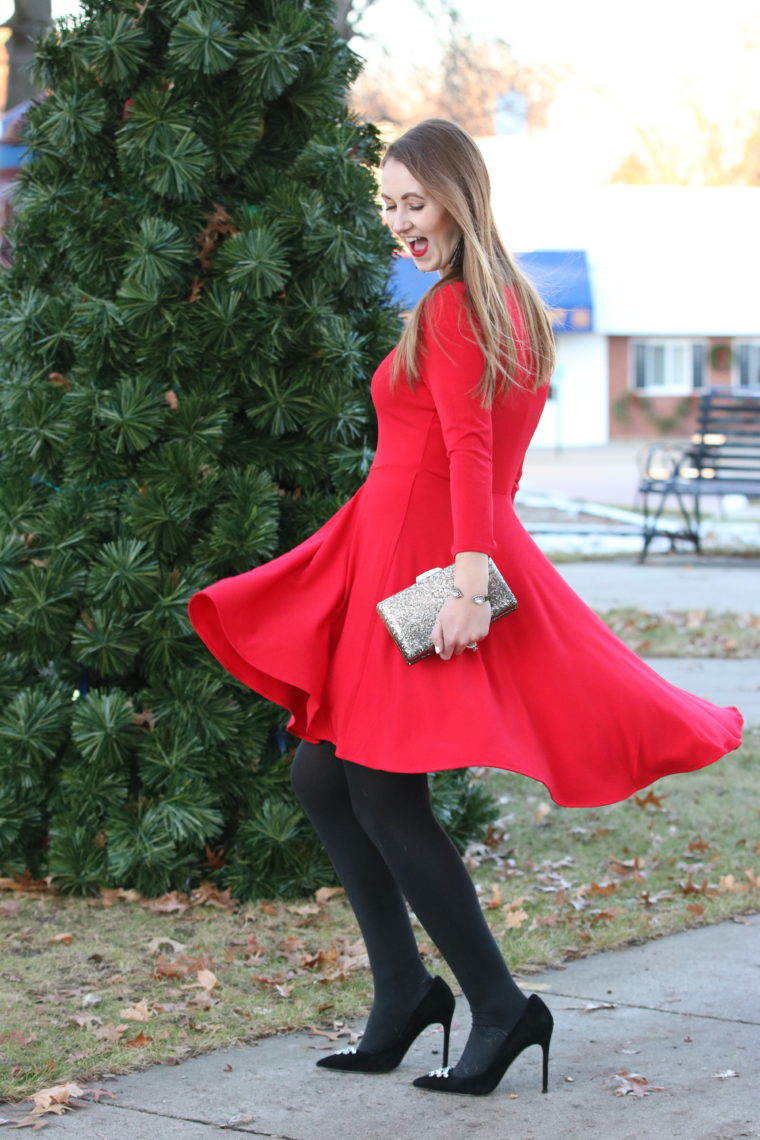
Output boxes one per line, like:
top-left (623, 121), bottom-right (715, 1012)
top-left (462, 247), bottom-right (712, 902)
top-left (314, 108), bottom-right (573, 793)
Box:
top-left (638, 387), bottom-right (760, 560)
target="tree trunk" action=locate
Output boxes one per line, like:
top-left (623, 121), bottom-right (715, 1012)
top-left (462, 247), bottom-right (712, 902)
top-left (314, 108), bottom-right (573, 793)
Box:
top-left (2, 0), bottom-right (52, 112)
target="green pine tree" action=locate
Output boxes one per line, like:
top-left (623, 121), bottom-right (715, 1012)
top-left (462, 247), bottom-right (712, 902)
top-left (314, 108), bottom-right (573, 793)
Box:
top-left (0, 0), bottom-right (497, 900)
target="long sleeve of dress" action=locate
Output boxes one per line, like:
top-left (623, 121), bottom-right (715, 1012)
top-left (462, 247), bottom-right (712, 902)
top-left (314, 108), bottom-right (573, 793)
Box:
top-left (419, 283), bottom-right (495, 558)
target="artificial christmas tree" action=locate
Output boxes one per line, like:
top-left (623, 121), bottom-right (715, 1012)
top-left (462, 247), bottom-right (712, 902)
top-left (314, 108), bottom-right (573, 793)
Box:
top-left (0, 0), bottom-right (496, 899)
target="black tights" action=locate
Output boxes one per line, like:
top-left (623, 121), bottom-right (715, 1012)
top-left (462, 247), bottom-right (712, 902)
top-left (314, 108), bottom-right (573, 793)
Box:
top-left (291, 740), bottom-right (527, 1074)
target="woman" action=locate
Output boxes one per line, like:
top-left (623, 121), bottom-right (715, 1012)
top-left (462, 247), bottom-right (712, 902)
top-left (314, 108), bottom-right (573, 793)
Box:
top-left (188, 119), bottom-right (743, 1096)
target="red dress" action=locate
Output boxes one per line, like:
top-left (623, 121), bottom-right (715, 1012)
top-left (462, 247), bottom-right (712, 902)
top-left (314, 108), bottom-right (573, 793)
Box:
top-left (188, 282), bottom-right (743, 807)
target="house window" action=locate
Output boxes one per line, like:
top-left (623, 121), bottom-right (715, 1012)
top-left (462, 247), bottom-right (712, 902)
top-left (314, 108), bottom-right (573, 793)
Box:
top-left (632, 340), bottom-right (706, 395)
top-left (735, 342), bottom-right (760, 388)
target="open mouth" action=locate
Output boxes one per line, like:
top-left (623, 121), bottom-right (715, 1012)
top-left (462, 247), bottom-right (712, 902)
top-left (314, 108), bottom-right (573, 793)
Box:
top-left (408, 237), bottom-right (429, 258)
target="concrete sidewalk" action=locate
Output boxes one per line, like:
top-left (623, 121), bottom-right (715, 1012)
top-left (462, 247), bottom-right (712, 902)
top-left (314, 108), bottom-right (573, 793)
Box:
top-left (555, 555), bottom-right (760, 614)
top-left (36, 921), bottom-right (760, 1139)
top-left (556, 557), bottom-right (760, 725)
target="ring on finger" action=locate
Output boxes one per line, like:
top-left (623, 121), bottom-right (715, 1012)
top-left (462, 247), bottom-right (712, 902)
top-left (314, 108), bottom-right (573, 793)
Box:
top-left (465, 642), bottom-right (478, 651)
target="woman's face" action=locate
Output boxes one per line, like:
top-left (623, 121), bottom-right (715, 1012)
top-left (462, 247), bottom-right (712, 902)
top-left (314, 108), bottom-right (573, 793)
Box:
top-left (380, 157), bottom-right (461, 273)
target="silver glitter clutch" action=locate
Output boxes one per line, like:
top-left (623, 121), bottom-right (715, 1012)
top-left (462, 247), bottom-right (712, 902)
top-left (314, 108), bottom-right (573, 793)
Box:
top-left (376, 559), bottom-right (517, 665)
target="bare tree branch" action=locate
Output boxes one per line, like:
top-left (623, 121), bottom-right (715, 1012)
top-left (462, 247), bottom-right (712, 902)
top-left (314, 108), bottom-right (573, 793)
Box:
top-left (333, 0), bottom-right (382, 42)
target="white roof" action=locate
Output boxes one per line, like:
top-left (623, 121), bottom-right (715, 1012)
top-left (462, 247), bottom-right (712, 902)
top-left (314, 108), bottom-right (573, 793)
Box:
top-left (478, 137), bottom-right (760, 337)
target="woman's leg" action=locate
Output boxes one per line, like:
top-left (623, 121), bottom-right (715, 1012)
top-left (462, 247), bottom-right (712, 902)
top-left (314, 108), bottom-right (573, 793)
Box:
top-left (291, 741), bottom-right (432, 1051)
top-left (342, 760), bottom-right (527, 1076)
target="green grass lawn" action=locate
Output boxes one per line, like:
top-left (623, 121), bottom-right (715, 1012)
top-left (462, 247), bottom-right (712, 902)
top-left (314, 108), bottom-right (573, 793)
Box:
top-left (2, 734), bottom-right (757, 1103)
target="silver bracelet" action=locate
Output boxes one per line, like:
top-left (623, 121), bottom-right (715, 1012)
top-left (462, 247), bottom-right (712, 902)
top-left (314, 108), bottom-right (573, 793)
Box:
top-left (448, 587), bottom-right (491, 605)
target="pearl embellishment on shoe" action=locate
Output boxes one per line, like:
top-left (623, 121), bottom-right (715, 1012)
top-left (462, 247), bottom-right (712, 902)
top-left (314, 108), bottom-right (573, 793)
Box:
top-left (427, 1066), bottom-right (451, 1078)
top-left (334, 1046), bottom-right (357, 1055)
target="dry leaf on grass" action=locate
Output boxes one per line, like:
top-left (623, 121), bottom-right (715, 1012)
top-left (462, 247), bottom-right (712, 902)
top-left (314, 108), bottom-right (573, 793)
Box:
top-left (633, 790), bottom-right (666, 810)
top-left (92, 1023), bottom-right (128, 1042)
top-left (486, 884), bottom-right (503, 909)
top-left (47, 932), bottom-right (73, 945)
top-left (121, 1000), bottom-right (152, 1021)
top-left (69, 1014), bottom-right (102, 1029)
top-left (0, 1030), bottom-right (37, 1046)
top-left (718, 874), bottom-right (749, 893)
top-left (589, 881), bottom-right (619, 896)
top-left (612, 1071), bottom-right (665, 1097)
top-left (146, 937), bottom-right (185, 954)
top-left (95, 887), bottom-right (142, 907)
top-left (315, 887), bottom-right (345, 905)
top-left (193, 968), bottom-right (219, 991)
top-left (142, 891), bottom-right (190, 914)
top-left (189, 882), bottom-right (237, 910)
top-left (154, 951), bottom-right (214, 979)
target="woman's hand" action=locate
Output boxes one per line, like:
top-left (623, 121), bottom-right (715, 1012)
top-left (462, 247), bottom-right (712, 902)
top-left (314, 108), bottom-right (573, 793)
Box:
top-left (431, 595), bottom-right (491, 661)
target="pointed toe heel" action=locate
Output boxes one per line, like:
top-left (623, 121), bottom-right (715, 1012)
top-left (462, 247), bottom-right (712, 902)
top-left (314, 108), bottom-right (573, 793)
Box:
top-left (317, 975), bottom-right (455, 1074)
top-left (413, 993), bottom-right (553, 1096)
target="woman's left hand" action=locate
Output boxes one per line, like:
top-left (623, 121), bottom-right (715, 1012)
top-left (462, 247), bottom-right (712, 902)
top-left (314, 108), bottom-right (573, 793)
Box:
top-left (431, 595), bottom-right (491, 661)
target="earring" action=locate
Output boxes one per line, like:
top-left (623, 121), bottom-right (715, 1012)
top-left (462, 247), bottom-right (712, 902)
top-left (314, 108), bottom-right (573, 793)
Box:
top-left (450, 236), bottom-right (464, 270)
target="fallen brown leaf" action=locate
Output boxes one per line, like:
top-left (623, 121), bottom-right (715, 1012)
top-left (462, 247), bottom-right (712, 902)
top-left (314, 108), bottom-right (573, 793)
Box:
top-left (142, 890), bottom-right (189, 913)
top-left (589, 881), bottom-right (619, 896)
top-left (634, 790), bottom-right (666, 810)
top-left (612, 1070), bottom-right (665, 1097)
top-left (486, 883), bottom-right (503, 909)
top-left (193, 968), bottom-right (219, 991)
top-left (688, 835), bottom-right (711, 853)
top-left (92, 1023), bottom-right (127, 1042)
top-left (286, 903), bottom-right (320, 916)
top-left (315, 887), bottom-right (345, 905)
top-left (47, 932), bottom-right (74, 945)
top-left (718, 874), bottom-right (748, 894)
top-left (0, 1030), bottom-right (37, 1046)
top-left (121, 1000), bottom-right (151, 1021)
top-left (26, 1082), bottom-right (87, 1115)
top-left (146, 937), bottom-right (185, 955)
top-left (190, 882), bottom-right (237, 909)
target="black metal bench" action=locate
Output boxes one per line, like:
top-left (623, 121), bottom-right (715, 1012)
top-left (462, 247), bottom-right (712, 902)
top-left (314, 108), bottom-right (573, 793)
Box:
top-left (637, 388), bottom-right (760, 560)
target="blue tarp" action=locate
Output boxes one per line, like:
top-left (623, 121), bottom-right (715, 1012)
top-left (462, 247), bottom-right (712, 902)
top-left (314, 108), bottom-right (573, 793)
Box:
top-left (387, 253), bottom-right (438, 309)
top-left (514, 249), bottom-right (593, 333)
top-left (388, 248), bottom-right (594, 334)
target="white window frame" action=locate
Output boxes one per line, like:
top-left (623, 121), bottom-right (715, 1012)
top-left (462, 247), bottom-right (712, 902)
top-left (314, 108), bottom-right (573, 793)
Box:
top-left (631, 338), bottom-right (707, 396)
top-left (733, 340), bottom-right (760, 388)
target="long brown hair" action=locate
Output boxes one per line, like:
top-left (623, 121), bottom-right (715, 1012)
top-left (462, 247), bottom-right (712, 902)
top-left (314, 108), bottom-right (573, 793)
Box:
top-left (384, 119), bottom-right (555, 405)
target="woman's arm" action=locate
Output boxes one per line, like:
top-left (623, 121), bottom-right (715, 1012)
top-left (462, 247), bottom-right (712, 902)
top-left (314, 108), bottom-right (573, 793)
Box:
top-left (420, 284), bottom-right (495, 659)
top-left (419, 283), bottom-right (495, 561)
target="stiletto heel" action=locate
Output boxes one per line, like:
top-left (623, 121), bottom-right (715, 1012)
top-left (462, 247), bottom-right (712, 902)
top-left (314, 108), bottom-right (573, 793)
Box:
top-left (317, 975), bottom-right (456, 1074)
top-left (413, 993), bottom-right (553, 1096)
top-left (441, 1013), bottom-right (451, 1068)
